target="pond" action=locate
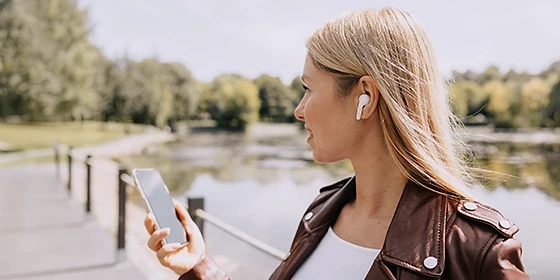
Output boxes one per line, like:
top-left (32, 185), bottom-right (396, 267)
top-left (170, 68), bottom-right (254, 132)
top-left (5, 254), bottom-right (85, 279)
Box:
top-left (120, 125), bottom-right (559, 280)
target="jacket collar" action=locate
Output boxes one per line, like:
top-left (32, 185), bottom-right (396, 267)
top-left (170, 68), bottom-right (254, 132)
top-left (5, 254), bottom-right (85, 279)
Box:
top-left (305, 177), bottom-right (447, 278)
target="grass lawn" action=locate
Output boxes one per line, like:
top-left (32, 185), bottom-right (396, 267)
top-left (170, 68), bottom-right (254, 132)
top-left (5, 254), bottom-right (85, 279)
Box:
top-left (0, 121), bottom-right (146, 151)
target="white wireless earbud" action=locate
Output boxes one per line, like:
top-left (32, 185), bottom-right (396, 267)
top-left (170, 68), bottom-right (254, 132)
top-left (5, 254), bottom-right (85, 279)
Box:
top-left (356, 94), bottom-right (371, 120)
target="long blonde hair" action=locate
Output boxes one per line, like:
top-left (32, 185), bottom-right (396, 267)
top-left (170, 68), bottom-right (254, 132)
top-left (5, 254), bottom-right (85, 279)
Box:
top-left (306, 8), bottom-right (476, 198)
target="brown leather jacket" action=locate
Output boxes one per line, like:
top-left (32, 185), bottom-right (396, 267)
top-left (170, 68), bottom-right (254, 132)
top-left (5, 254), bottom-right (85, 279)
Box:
top-left (180, 177), bottom-right (530, 280)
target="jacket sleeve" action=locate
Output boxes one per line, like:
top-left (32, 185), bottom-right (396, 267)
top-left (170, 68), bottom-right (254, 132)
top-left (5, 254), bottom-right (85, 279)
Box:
top-left (178, 254), bottom-right (230, 280)
top-left (480, 238), bottom-right (530, 279)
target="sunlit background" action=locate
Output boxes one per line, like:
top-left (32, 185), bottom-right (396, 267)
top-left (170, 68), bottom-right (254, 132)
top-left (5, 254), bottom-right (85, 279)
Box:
top-left (1, 0), bottom-right (559, 279)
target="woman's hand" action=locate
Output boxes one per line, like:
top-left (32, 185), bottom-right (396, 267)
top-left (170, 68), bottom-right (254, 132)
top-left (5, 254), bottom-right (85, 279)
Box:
top-left (144, 200), bottom-right (206, 276)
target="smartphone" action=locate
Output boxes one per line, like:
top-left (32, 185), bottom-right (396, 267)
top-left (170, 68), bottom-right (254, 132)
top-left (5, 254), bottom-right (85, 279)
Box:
top-left (132, 168), bottom-right (187, 245)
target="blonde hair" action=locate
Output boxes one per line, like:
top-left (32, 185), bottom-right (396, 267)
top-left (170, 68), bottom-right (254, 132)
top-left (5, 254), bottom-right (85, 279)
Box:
top-left (306, 8), bottom-right (477, 198)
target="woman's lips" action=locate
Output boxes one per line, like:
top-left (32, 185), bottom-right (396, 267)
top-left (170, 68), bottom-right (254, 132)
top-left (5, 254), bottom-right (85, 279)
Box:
top-left (305, 126), bottom-right (313, 143)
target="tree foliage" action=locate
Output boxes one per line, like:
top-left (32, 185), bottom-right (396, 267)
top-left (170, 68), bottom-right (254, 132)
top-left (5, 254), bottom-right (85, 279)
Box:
top-left (486, 80), bottom-right (517, 128)
top-left (1, 0), bottom-right (558, 131)
top-left (449, 81), bottom-right (486, 119)
top-left (520, 77), bottom-right (551, 127)
top-left (0, 0), bottom-right (102, 121)
top-left (451, 63), bottom-right (560, 129)
top-left (208, 75), bottom-right (260, 130)
top-left (544, 80), bottom-right (560, 127)
top-left (0, 0), bottom-right (203, 128)
top-left (254, 74), bottom-right (298, 122)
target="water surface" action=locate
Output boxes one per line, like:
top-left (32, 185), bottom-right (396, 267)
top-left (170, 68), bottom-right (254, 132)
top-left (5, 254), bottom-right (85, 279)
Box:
top-left (121, 127), bottom-right (559, 279)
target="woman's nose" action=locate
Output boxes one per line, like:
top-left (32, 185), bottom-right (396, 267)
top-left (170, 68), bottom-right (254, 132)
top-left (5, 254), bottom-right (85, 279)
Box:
top-left (293, 98), bottom-right (305, 122)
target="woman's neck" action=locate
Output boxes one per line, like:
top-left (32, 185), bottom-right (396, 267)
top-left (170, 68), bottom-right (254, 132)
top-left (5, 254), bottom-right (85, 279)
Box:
top-left (348, 142), bottom-right (408, 219)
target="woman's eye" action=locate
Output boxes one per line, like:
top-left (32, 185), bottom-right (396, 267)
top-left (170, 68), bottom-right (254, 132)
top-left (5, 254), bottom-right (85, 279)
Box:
top-left (302, 85), bottom-right (309, 93)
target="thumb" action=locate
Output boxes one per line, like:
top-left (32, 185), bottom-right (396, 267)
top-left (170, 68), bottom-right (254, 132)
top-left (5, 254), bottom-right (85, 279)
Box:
top-left (172, 200), bottom-right (206, 259)
top-left (173, 200), bottom-right (203, 242)
top-left (173, 199), bottom-right (194, 229)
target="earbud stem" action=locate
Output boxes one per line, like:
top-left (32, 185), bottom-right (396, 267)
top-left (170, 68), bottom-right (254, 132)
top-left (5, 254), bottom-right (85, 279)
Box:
top-left (356, 107), bottom-right (363, 120)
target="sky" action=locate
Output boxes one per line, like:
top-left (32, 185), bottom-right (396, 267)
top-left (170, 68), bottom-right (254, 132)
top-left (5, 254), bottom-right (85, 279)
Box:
top-left (77, 0), bottom-right (560, 83)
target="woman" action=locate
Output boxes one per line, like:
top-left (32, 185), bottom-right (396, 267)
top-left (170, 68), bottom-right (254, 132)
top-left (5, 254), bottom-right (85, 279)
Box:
top-left (144, 7), bottom-right (529, 280)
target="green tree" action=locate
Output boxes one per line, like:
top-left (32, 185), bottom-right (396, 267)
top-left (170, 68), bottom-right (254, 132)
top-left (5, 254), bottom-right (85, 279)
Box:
top-left (254, 74), bottom-right (297, 122)
top-left (544, 80), bottom-right (560, 127)
top-left (196, 81), bottom-right (212, 119)
top-left (485, 80), bottom-right (517, 128)
top-left (120, 59), bottom-right (155, 125)
top-left (0, 0), bottom-right (30, 119)
top-left (121, 58), bottom-right (175, 128)
top-left (448, 83), bottom-right (469, 119)
top-left (519, 77), bottom-right (551, 127)
top-left (448, 81), bottom-right (487, 121)
top-left (208, 75), bottom-right (260, 130)
top-left (164, 62), bottom-right (200, 125)
top-left (109, 58), bottom-right (200, 128)
top-left (451, 70), bottom-right (477, 82)
top-left (0, 0), bottom-right (102, 121)
top-left (475, 66), bottom-right (501, 85)
top-left (31, 0), bottom-right (101, 121)
top-left (95, 58), bottom-right (126, 123)
top-left (540, 61), bottom-right (560, 86)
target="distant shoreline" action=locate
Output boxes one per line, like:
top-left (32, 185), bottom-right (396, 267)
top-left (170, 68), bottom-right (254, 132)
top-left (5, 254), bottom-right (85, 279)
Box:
top-left (191, 122), bottom-right (560, 145)
top-left (463, 126), bottom-right (560, 145)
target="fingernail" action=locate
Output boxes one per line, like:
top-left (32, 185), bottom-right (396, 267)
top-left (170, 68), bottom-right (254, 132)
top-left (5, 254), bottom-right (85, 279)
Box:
top-left (162, 228), bottom-right (170, 234)
top-left (170, 243), bottom-right (181, 249)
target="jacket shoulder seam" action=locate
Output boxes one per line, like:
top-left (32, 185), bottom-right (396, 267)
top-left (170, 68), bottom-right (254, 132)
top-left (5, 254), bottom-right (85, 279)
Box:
top-left (456, 201), bottom-right (518, 238)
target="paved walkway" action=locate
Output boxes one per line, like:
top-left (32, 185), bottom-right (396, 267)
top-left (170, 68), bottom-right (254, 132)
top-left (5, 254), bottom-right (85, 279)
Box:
top-left (0, 165), bottom-right (146, 280)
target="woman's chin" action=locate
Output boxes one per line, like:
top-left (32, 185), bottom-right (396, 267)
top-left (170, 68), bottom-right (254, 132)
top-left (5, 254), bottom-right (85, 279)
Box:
top-left (311, 151), bottom-right (338, 164)
top-left (310, 150), bottom-right (323, 163)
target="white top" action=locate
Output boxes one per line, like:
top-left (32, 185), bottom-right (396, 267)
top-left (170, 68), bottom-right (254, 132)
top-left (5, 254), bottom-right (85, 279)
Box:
top-left (291, 227), bottom-right (380, 280)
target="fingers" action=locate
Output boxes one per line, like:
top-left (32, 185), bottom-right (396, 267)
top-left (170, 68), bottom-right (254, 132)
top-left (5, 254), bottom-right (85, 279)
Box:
top-left (144, 213), bottom-right (156, 234)
top-left (173, 200), bottom-right (193, 229)
top-left (173, 200), bottom-right (205, 253)
top-left (173, 200), bottom-right (201, 239)
top-left (156, 243), bottom-right (184, 266)
top-left (147, 228), bottom-right (169, 252)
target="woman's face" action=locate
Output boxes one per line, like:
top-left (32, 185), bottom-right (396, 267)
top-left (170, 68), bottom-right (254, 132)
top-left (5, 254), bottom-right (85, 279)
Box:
top-left (294, 55), bottom-right (363, 163)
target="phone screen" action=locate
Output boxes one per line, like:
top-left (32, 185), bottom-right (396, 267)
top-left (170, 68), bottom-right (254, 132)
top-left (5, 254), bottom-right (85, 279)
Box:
top-left (133, 168), bottom-right (187, 245)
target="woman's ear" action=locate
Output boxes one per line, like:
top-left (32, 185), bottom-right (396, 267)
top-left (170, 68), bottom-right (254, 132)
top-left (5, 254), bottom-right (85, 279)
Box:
top-left (356, 76), bottom-right (379, 120)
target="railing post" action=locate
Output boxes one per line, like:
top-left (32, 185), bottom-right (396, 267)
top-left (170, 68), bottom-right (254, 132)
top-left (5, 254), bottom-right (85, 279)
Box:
top-left (67, 146), bottom-right (73, 194)
top-left (187, 197), bottom-right (205, 237)
top-left (54, 142), bottom-right (60, 182)
top-left (117, 167), bottom-right (127, 263)
top-left (85, 155), bottom-right (92, 216)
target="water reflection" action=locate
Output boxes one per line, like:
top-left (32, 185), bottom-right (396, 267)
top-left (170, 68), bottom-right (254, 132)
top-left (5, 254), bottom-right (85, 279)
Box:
top-left (121, 131), bottom-right (354, 195)
top-left (471, 142), bottom-right (560, 201)
top-left (120, 130), bottom-right (559, 279)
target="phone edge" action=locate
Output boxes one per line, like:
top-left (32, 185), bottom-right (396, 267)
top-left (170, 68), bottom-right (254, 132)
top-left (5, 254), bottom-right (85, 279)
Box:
top-left (131, 168), bottom-right (170, 246)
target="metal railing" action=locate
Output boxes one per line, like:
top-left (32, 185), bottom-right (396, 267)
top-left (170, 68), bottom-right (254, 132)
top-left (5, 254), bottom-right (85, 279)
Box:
top-left (52, 142), bottom-right (288, 263)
